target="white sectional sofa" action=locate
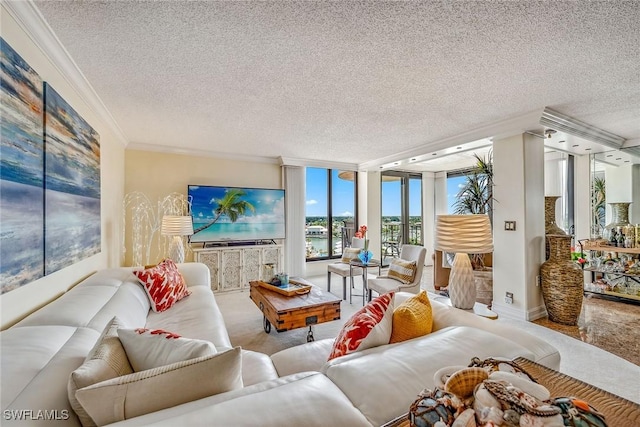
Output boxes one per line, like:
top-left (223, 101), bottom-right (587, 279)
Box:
top-left (1, 263), bottom-right (560, 426)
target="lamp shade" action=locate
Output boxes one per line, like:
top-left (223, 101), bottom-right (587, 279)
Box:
top-left (434, 214), bottom-right (493, 254)
top-left (161, 215), bottom-right (194, 236)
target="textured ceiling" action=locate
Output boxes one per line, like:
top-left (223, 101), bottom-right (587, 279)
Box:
top-left (32, 1), bottom-right (640, 167)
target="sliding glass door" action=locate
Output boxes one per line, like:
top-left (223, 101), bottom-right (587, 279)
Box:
top-left (380, 171), bottom-right (422, 261)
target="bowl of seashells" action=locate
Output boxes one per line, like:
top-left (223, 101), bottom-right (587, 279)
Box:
top-left (409, 357), bottom-right (607, 427)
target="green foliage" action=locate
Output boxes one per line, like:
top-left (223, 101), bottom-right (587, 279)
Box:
top-left (591, 176), bottom-right (606, 235)
top-left (452, 151), bottom-right (494, 218)
top-left (193, 189), bottom-right (255, 234)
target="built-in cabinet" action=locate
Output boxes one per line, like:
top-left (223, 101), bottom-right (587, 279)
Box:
top-left (582, 244), bottom-right (640, 302)
top-left (193, 244), bottom-right (283, 293)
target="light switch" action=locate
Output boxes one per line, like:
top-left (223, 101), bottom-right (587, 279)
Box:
top-left (504, 221), bottom-right (516, 231)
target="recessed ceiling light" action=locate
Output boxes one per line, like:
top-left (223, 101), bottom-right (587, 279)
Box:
top-left (625, 160), bottom-right (630, 163)
top-left (410, 158), bottom-right (417, 161)
top-left (616, 158), bottom-right (622, 160)
top-left (572, 144), bottom-right (579, 147)
top-left (432, 153), bottom-right (437, 156)
top-left (606, 155), bottom-right (613, 157)
top-left (559, 140), bottom-right (565, 143)
top-left (585, 148), bottom-right (592, 151)
top-left (456, 147), bottom-right (462, 150)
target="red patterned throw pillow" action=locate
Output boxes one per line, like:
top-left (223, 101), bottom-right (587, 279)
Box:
top-left (328, 292), bottom-right (395, 360)
top-left (134, 259), bottom-right (191, 312)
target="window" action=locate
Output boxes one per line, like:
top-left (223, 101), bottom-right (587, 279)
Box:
top-left (305, 168), bottom-right (357, 260)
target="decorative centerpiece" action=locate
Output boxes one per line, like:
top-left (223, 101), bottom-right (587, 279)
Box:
top-left (355, 225), bottom-right (373, 264)
top-left (603, 202), bottom-right (632, 242)
top-left (545, 196), bottom-right (566, 260)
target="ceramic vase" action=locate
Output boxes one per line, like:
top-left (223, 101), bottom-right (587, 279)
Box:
top-left (603, 202), bottom-right (631, 242)
top-left (545, 196), bottom-right (566, 260)
top-left (540, 234), bottom-right (583, 326)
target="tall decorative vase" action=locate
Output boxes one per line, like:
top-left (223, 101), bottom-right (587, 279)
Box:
top-left (603, 202), bottom-right (631, 241)
top-left (545, 196), bottom-right (566, 260)
top-left (540, 234), bottom-right (583, 325)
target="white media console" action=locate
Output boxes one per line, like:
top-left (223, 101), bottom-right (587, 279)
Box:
top-left (192, 244), bottom-right (283, 293)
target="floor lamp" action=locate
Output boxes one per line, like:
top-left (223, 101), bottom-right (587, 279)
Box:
top-left (434, 214), bottom-right (493, 310)
top-left (161, 215), bottom-right (194, 264)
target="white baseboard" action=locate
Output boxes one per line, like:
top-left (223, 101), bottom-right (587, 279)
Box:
top-left (492, 301), bottom-right (548, 321)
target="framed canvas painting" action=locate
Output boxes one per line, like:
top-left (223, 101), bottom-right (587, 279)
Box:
top-left (0, 37), bottom-right (45, 293)
top-left (44, 83), bottom-right (101, 274)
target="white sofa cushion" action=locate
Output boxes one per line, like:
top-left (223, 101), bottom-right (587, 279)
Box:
top-left (105, 372), bottom-right (371, 427)
top-left (323, 325), bottom-right (536, 426)
top-left (14, 269), bottom-right (150, 333)
top-left (75, 347), bottom-right (243, 426)
top-left (1, 325), bottom-right (99, 427)
top-left (145, 285), bottom-right (232, 350)
top-left (118, 328), bottom-right (216, 372)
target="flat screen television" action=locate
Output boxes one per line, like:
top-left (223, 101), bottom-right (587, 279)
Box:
top-left (188, 185), bottom-right (285, 244)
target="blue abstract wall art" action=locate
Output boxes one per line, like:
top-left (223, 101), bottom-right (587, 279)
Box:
top-left (44, 83), bottom-right (101, 274)
top-left (0, 37), bottom-right (44, 293)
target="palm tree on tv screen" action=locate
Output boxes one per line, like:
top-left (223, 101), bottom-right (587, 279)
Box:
top-left (193, 189), bottom-right (255, 235)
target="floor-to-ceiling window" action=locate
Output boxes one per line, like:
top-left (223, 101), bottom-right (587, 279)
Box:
top-left (305, 168), bottom-right (357, 261)
top-left (380, 171), bottom-right (422, 260)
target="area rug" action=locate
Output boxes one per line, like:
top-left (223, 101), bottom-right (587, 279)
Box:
top-left (533, 293), bottom-right (640, 366)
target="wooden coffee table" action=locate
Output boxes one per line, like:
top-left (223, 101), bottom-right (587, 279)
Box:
top-left (249, 278), bottom-right (341, 342)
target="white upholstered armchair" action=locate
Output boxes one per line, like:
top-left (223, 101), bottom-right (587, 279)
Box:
top-left (367, 244), bottom-right (426, 300)
top-left (327, 237), bottom-right (365, 300)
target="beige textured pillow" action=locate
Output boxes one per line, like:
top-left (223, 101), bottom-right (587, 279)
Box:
top-left (75, 347), bottom-right (243, 426)
top-left (68, 317), bottom-right (133, 427)
top-left (387, 258), bottom-right (417, 284)
top-left (341, 247), bottom-right (361, 263)
top-left (118, 328), bottom-right (216, 372)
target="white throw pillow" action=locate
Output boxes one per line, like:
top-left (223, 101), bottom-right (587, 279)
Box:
top-left (75, 347), bottom-right (243, 426)
top-left (118, 328), bottom-right (216, 372)
top-left (68, 317), bottom-right (134, 427)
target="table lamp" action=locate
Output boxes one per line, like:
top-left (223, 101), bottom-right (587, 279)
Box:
top-left (434, 214), bottom-right (493, 309)
top-left (161, 215), bottom-right (194, 264)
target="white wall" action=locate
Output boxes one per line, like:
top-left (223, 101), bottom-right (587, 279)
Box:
top-left (491, 133), bottom-right (545, 321)
top-left (1, 6), bottom-right (126, 328)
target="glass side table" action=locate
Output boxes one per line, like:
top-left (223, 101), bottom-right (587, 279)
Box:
top-left (349, 259), bottom-right (381, 305)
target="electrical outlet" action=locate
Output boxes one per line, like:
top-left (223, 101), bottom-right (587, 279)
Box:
top-left (536, 275), bottom-right (541, 286)
top-left (504, 221), bottom-right (516, 231)
top-left (505, 292), bottom-right (514, 304)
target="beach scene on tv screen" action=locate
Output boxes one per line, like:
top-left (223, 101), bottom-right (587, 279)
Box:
top-left (189, 186), bottom-right (285, 242)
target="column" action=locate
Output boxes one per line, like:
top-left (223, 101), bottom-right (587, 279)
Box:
top-left (492, 133), bottom-right (546, 320)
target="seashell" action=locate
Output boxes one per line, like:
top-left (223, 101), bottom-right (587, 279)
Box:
top-left (473, 383), bottom-right (501, 412)
top-left (452, 408), bottom-right (477, 427)
top-left (445, 367), bottom-right (489, 399)
top-left (476, 405), bottom-right (504, 425)
top-left (503, 408), bottom-right (521, 426)
top-left (489, 371), bottom-right (551, 401)
top-left (434, 365), bottom-right (467, 389)
top-left (519, 413), bottom-right (565, 427)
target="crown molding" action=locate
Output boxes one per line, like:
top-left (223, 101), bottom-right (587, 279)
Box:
top-left (540, 107), bottom-right (626, 150)
top-left (3, 0), bottom-right (129, 147)
top-left (128, 142), bottom-right (281, 164)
